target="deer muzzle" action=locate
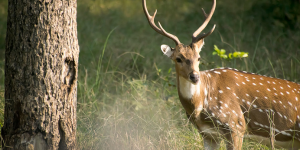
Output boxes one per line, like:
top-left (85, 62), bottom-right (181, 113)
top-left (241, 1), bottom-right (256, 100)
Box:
top-left (189, 72), bottom-right (199, 84)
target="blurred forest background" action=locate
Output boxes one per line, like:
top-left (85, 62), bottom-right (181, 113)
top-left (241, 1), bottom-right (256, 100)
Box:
top-left (0, 0), bottom-right (300, 149)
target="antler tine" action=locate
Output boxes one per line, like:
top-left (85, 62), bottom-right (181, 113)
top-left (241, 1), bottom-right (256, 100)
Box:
top-left (142, 0), bottom-right (181, 45)
top-left (193, 25), bottom-right (216, 43)
top-left (157, 22), bottom-right (181, 45)
top-left (192, 0), bottom-right (216, 43)
top-left (201, 8), bottom-right (208, 18)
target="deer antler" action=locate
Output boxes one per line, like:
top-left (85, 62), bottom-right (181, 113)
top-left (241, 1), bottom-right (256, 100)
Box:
top-left (142, 0), bottom-right (181, 45)
top-left (192, 0), bottom-right (216, 43)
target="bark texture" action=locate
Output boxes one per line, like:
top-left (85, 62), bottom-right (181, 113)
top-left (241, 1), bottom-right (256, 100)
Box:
top-left (2, 0), bottom-right (79, 149)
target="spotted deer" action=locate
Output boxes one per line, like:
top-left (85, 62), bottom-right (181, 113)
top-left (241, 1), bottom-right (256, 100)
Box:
top-left (143, 0), bottom-right (300, 149)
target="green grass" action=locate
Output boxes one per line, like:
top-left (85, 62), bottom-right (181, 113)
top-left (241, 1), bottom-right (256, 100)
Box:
top-left (1, 0), bottom-right (300, 149)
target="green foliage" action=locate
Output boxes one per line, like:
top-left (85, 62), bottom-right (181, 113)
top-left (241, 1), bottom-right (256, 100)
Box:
top-left (213, 45), bottom-right (248, 60)
top-left (212, 45), bottom-right (249, 67)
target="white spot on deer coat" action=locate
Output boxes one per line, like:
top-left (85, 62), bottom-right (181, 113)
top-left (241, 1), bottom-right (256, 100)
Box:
top-left (247, 101), bottom-right (251, 105)
top-left (214, 71), bottom-right (221, 74)
top-left (207, 73), bottom-right (211, 77)
top-left (204, 97), bottom-right (208, 107)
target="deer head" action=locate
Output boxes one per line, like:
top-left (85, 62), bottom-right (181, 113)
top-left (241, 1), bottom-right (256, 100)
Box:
top-left (142, 0), bottom-right (216, 84)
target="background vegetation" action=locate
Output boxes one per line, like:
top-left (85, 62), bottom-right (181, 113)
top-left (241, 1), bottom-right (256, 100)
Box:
top-left (0, 0), bottom-right (300, 149)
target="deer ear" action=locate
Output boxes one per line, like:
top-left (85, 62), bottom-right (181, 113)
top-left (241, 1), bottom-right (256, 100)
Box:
top-left (161, 44), bottom-right (173, 57)
top-left (192, 39), bottom-right (204, 53)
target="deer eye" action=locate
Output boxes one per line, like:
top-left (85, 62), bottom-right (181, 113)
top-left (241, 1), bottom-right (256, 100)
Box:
top-left (176, 58), bottom-right (182, 63)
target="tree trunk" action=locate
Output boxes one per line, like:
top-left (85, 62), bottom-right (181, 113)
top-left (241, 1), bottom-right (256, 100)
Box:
top-left (2, 0), bottom-right (79, 149)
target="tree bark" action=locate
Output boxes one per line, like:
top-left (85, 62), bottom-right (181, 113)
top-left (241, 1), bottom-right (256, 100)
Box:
top-left (2, 0), bottom-right (79, 149)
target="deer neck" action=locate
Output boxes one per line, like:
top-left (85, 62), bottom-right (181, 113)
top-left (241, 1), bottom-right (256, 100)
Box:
top-left (176, 72), bottom-right (208, 116)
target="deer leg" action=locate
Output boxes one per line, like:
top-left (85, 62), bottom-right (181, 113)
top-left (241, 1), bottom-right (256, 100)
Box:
top-left (223, 129), bottom-right (244, 150)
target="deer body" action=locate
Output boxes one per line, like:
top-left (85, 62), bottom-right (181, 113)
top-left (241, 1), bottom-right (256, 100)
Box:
top-left (178, 68), bottom-right (300, 149)
top-left (142, 0), bottom-right (300, 149)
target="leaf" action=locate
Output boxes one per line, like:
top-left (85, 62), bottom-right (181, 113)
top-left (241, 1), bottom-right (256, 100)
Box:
top-left (221, 54), bottom-right (228, 59)
top-left (214, 45), bottom-right (219, 51)
top-left (220, 49), bottom-right (226, 55)
top-left (242, 53), bottom-right (248, 58)
top-left (168, 68), bottom-right (172, 74)
top-left (228, 53), bottom-right (233, 59)
top-left (232, 52), bottom-right (249, 58)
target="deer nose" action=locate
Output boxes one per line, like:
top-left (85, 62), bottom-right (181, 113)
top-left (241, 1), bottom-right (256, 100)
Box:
top-left (189, 73), bottom-right (199, 83)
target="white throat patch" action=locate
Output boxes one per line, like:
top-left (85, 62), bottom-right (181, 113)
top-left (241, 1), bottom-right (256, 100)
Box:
top-left (178, 76), bottom-right (200, 99)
